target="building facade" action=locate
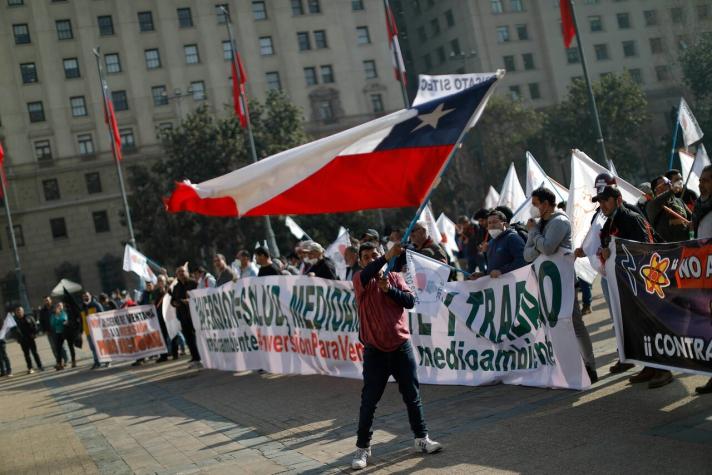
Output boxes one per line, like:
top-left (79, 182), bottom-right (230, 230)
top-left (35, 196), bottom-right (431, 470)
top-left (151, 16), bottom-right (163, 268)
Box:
top-left (0, 0), bottom-right (402, 309)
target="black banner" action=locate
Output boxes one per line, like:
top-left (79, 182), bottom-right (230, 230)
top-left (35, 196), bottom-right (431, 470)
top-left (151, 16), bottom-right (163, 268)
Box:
top-left (609, 238), bottom-right (712, 376)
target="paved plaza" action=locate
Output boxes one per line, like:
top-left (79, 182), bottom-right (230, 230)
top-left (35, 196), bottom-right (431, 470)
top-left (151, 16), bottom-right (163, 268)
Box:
top-left (1, 287), bottom-right (711, 474)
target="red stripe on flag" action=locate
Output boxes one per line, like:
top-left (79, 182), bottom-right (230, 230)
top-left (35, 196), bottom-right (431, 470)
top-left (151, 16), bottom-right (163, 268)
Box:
top-left (0, 142), bottom-right (5, 198)
top-left (559, 0), bottom-right (576, 49)
top-left (104, 96), bottom-right (123, 161)
top-left (231, 53), bottom-right (249, 128)
top-left (163, 182), bottom-right (238, 216)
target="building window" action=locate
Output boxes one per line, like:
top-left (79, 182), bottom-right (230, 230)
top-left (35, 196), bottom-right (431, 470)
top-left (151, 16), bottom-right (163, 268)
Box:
top-left (670, 7), bottom-right (684, 24)
top-left (317, 101), bottom-right (333, 122)
top-left (496, 26), bottom-right (510, 43)
top-left (144, 49), bottom-right (161, 69)
top-left (34, 140), bottom-right (51, 160)
top-left (13, 23), bottom-right (31, 44)
top-left (503, 55), bottom-right (515, 71)
top-left (85, 172), bottom-right (102, 194)
top-left (589, 15), bottom-right (603, 32)
top-left (119, 129), bottom-right (136, 150)
top-left (28, 102), bottom-right (45, 122)
top-left (259, 36), bottom-right (274, 55)
top-left (566, 47), bottom-right (580, 64)
top-left (423, 53), bottom-right (432, 70)
top-left (56, 19), bottom-right (73, 40)
top-left (78, 134), bottom-right (94, 155)
top-left (649, 37), bottom-right (663, 54)
top-left (417, 26), bottom-right (427, 42)
top-left (20, 63), bottom-right (37, 84)
top-left (190, 81), bottom-right (205, 100)
top-left (152, 86), bottom-right (168, 106)
top-left (177, 7), bottom-right (193, 27)
top-left (112, 90), bottom-right (128, 111)
top-left (528, 82), bottom-right (540, 99)
top-left (307, 0), bottom-right (320, 14)
top-left (352, 0), bottom-right (364, 10)
top-left (363, 60), bottom-right (377, 79)
top-left (617, 12), bottom-right (631, 29)
top-left (516, 24), bottom-right (528, 40)
top-left (50, 218), bottom-right (68, 239)
top-left (445, 9), bottom-right (455, 27)
top-left (491, 0), bottom-right (503, 14)
top-left (43, 179), bottom-right (60, 201)
top-left (304, 67), bottom-right (318, 86)
top-left (622, 40), bottom-right (637, 57)
top-left (511, 0), bottom-right (523, 12)
top-left (594, 44), bottom-right (609, 61)
top-left (8, 0), bottom-right (24, 6)
top-left (70, 96), bottom-right (87, 117)
top-left (655, 65), bottom-right (671, 81)
top-left (522, 53), bottom-right (534, 70)
top-left (7, 225), bottom-right (24, 247)
top-left (216, 4), bottom-right (229, 24)
top-left (698, 4), bottom-right (710, 19)
top-left (63, 58), bottom-right (80, 78)
top-left (297, 32), bottom-right (311, 51)
top-left (314, 30), bottom-right (328, 49)
top-left (98, 15), bottom-right (114, 36)
top-left (291, 0), bottom-right (304, 15)
top-left (450, 38), bottom-right (461, 55)
top-left (628, 68), bottom-right (642, 84)
top-left (430, 18), bottom-right (440, 36)
top-left (356, 26), bottom-right (371, 44)
top-left (509, 85), bottom-right (521, 100)
top-left (643, 10), bottom-right (657, 26)
top-left (436, 46), bottom-right (446, 64)
top-left (92, 211), bottom-right (110, 233)
top-left (105, 53), bottom-right (121, 73)
top-left (252, 1), bottom-right (267, 20)
top-left (138, 11), bottom-right (154, 31)
top-left (266, 71), bottom-right (281, 90)
top-left (320, 65), bottom-right (334, 83)
top-left (223, 41), bottom-right (233, 60)
top-left (184, 44), bottom-right (200, 64)
top-left (370, 93), bottom-right (384, 113)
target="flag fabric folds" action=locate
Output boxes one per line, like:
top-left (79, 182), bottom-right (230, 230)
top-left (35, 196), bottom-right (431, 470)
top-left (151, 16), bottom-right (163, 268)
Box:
top-left (678, 98), bottom-right (704, 148)
top-left (559, 0), bottom-right (576, 49)
top-left (325, 228), bottom-right (351, 280)
top-left (102, 81), bottom-right (123, 162)
top-left (122, 245), bottom-right (157, 284)
top-left (680, 146), bottom-right (711, 195)
top-left (525, 151), bottom-right (568, 200)
top-left (436, 212), bottom-right (459, 261)
top-left (231, 51), bottom-right (249, 128)
top-left (497, 162), bottom-right (526, 212)
top-left (384, 1), bottom-right (407, 85)
top-left (0, 142), bottom-right (6, 198)
top-left (165, 77), bottom-right (500, 217)
top-left (483, 186), bottom-right (500, 210)
top-left (418, 203), bottom-right (441, 245)
top-left (285, 216), bottom-right (307, 240)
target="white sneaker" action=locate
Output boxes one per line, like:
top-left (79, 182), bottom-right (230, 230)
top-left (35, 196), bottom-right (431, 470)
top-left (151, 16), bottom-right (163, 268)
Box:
top-left (351, 447), bottom-right (370, 470)
top-left (414, 435), bottom-right (442, 454)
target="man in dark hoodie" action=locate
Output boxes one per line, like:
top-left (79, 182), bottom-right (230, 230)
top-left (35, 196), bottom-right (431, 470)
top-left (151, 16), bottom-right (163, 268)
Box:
top-left (14, 306), bottom-right (44, 374)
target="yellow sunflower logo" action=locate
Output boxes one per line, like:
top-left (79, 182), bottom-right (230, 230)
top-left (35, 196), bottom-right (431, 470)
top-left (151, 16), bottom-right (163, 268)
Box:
top-left (639, 252), bottom-right (671, 298)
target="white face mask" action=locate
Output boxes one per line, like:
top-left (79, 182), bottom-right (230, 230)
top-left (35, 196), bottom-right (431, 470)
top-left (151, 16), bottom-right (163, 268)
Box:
top-left (530, 206), bottom-right (541, 219)
top-left (488, 228), bottom-right (503, 239)
top-left (304, 257), bottom-right (318, 265)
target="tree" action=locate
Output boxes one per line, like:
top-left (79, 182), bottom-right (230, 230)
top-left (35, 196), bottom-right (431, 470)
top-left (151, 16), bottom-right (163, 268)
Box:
top-left (544, 73), bottom-right (650, 180)
top-left (679, 35), bottom-right (712, 151)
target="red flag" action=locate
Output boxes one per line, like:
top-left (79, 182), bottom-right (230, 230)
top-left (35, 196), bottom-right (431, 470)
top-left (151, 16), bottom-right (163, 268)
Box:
top-left (231, 52), bottom-right (249, 128)
top-left (103, 85), bottom-right (123, 161)
top-left (559, 0), bottom-right (576, 48)
top-left (385, 2), bottom-right (407, 85)
top-left (0, 142), bottom-right (6, 198)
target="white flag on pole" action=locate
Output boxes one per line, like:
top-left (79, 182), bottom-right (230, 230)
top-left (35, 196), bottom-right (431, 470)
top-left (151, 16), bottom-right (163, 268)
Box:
top-left (404, 250), bottom-right (451, 315)
top-left (122, 245), bottom-right (157, 284)
top-left (680, 146), bottom-right (711, 195)
top-left (436, 213), bottom-right (459, 260)
top-left (678, 98), bottom-right (704, 148)
top-left (497, 162), bottom-right (526, 212)
top-left (285, 216), bottom-right (307, 240)
top-left (418, 203), bottom-right (442, 244)
top-left (325, 229), bottom-right (351, 280)
top-left (484, 186), bottom-right (500, 209)
top-left (0, 313), bottom-right (17, 340)
top-left (525, 151), bottom-right (568, 201)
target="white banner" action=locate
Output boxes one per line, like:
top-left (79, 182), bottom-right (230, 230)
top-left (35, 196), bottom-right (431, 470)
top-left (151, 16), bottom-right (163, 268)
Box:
top-left (0, 314), bottom-right (17, 340)
top-left (484, 186), bottom-right (500, 210)
top-left (123, 245), bottom-right (157, 284)
top-left (678, 98), bottom-right (704, 148)
top-left (680, 146), bottom-right (711, 196)
top-left (189, 251), bottom-right (589, 390)
top-left (498, 162), bottom-right (526, 212)
top-left (418, 203), bottom-right (442, 244)
top-left (413, 73), bottom-right (498, 106)
top-left (405, 250), bottom-right (451, 315)
top-left (87, 305), bottom-right (167, 362)
top-left (436, 212), bottom-right (459, 260)
top-left (325, 229), bottom-right (351, 280)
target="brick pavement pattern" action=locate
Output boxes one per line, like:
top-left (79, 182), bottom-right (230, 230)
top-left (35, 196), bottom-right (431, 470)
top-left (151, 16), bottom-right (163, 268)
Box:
top-left (1, 287), bottom-right (711, 474)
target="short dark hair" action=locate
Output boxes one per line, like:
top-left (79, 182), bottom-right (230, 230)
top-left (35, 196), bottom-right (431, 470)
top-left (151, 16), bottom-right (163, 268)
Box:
top-left (494, 206), bottom-right (513, 223)
top-left (557, 201), bottom-right (567, 210)
top-left (237, 249), bottom-right (251, 259)
top-left (650, 175), bottom-right (667, 190)
top-left (358, 241), bottom-right (379, 259)
top-left (701, 164), bottom-right (712, 176)
top-left (456, 215), bottom-right (471, 225)
top-left (345, 245), bottom-right (358, 254)
top-left (254, 246), bottom-right (270, 258)
top-left (214, 253), bottom-right (226, 262)
top-left (473, 208), bottom-right (490, 220)
top-left (487, 210), bottom-right (507, 222)
top-left (664, 169), bottom-right (681, 180)
top-left (531, 187), bottom-right (557, 207)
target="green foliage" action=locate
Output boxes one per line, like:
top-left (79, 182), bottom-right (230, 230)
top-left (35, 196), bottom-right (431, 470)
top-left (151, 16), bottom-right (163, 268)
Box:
top-left (544, 73), bottom-right (649, 179)
top-left (679, 35), bottom-right (712, 151)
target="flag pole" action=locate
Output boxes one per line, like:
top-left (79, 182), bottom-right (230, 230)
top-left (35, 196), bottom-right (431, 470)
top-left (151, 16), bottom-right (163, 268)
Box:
top-left (383, 0), bottom-right (410, 108)
top-left (568, 0), bottom-right (608, 165)
top-left (0, 163), bottom-right (31, 311)
top-left (92, 47), bottom-right (136, 250)
top-left (668, 118), bottom-right (680, 170)
top-left (222, 7), bottom-right (280, 258)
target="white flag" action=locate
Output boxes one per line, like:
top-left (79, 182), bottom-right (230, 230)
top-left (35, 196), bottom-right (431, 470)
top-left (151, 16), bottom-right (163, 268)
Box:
top-left (162, 281), bottom-right (181, 339)
top-left (122, 245), bottom-right (157, 284)
top-left (436, 213), bottom-right (459, 260)
top-left (418, 203), bottom-right (442, 244)
top-left (484, 186), bottom-right (500, 210)
top-left (497, 162), bottom-right (526, 212)
top-left (680, 146), bottom-right (711, 195)
top-left (608, 159), bottom-right (619, 178)
top-left (525, 151), bottom-right (568, 201)
top-left (325, 229), bottom-right (351, 280)
top-left (678, 98), bottom-right (704, 148)
top-left (0, 313), bottom-right (17, 340)
top-left (404, 250), bottom-right (450, 315)
top-left (285, 216), bottom-right (307, 240)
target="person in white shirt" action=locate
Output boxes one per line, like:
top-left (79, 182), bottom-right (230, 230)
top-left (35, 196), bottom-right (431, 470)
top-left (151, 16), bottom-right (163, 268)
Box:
top-left (193, 266), bottom-right (216, 289)
top-left (231, 250), bottom-right (259, 279)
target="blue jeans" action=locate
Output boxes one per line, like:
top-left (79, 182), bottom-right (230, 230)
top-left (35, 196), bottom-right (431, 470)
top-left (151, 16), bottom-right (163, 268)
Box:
top-left (578, 278), bottom-right (592, 307)
top-left (86, 334), bottom-right (100, 365)
top-left (0, 340), bottom-right (11, 375)
top-left (356, 340), bottom-right (427, 448)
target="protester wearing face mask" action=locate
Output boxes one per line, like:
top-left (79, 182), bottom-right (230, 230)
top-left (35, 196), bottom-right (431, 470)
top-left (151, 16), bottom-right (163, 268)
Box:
top-left (301, 240), bottom-right (338, 280)
top-left (646, 175), bottom-right (692, 242)
top-left (471, 210), bottom-right (525, 279)
top-left (665, 168), bottom-right (698, 211)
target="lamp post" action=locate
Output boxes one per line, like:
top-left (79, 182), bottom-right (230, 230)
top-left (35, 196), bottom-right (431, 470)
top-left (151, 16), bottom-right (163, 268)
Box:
top-left (450, 50), bottom-right (477, 73)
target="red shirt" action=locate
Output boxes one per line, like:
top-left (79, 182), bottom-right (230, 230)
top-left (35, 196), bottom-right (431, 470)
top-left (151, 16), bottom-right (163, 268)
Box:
top-left (353, 269), bottom-right (411, 352)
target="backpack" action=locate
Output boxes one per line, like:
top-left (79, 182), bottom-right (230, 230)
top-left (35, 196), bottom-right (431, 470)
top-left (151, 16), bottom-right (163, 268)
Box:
top-left (510, 222), bottom-right (529, 243)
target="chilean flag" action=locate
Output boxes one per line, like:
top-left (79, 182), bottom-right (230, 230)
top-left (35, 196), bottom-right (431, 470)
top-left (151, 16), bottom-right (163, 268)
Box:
top-left (559, 0), bottom-right (576, 49)
top-left (231, 51), bottom-right (249, 128)
top-left (385, 1), bottom-right (407, 85)
top-left (0, 142), bottom-right (6, 198)
top-left (102, 80), bottom-right (123, 162)
top-left (165, 76), bottom-right (500, 217)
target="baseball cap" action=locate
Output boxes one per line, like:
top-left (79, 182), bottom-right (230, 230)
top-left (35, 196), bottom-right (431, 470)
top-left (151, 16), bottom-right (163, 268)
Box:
top-left (592, 185), bottom-right (622, 202)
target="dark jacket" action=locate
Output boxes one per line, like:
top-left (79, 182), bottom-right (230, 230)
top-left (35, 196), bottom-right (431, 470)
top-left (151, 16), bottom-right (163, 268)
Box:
top-left (38, 305), bottom-right (53, 333)
top-left (171, 279), bottom-right (197, 325)
top-left (15, 314), bottom-right (39, 341)
top-left (215, 268), bottom-right (236, 286)
top-left (258, 262), bottom-right (281, 277)
top-left (414, 238), bottom-right (449, 263)
top-left (600, 205), bottom-right (654, 247)
top-left (306, 257), bottom-right (337, 280)
top-left (486, 228), bottom-right (526, 274)
top-left (646, 189), bottom-right (692, 242)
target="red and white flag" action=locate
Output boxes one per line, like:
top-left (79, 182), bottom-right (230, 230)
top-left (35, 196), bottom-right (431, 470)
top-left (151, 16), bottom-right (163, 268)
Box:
top-left (385, 1), bottom-right (407, 85)
top-left (102, 81), bottom-right (123, 161)
top-left (165, 76), bottom-right (501, 217)
top-left (231, 49), bottom-right (249, 128)
top-left (0, 142), bottom-right (6, 198)
top-left (559, 0), bottom-right (576, 49)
